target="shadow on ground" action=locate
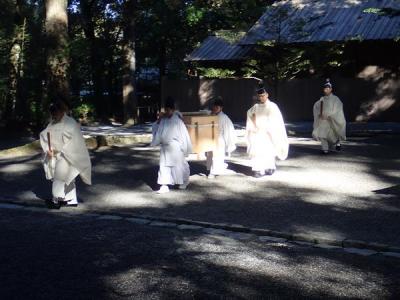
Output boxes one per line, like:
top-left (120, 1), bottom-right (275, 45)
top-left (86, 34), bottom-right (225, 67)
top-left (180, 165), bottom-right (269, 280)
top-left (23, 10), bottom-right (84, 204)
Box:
top-left (0, 136), bottom-right (399, 247)
top-left (0, 208), bottom-right (399, 299)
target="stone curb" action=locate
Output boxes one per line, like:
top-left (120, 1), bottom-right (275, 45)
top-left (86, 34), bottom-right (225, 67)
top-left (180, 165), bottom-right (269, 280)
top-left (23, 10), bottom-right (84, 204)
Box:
top-left (287, 128), bottom-right (400, 137)
top-left (0, 140), bottom-right (41, 157)
top-left (95, 134), bottom-right (152, 146)
top-left (1, 200), bottom-right (399, 260)
top-left (2, 127), bottom-right (399, 157)
top-left (288, 131), bottom-right (400, 138)
top-left (0, 134), bottom-right (153, 158)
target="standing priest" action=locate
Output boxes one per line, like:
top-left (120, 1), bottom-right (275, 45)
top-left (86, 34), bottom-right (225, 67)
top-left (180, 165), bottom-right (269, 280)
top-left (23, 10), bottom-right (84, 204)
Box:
top-left (312, 80), bottom-right (346, 154)
top-left (151, 98), bottom-right (192, 194)
top-left (206, 97), bottom-right (237, 179)
top-left (40, 101), bottom-right (91, 208)
top-left (246, 87), bottom-right (289, 178)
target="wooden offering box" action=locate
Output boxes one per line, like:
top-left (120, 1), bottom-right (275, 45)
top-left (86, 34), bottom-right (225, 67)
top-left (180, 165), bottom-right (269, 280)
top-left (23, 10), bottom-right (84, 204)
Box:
top-left (182, 112), bottom-right (219, 154)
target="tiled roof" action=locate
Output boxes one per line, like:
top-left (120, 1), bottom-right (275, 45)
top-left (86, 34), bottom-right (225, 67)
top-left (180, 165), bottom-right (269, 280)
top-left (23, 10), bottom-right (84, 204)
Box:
top-left (240, 0), bottom-right (400, 44)
top-left (185, 36), bottom-right (251, 62)
top-left (186, 0), bottom-right (400, 62)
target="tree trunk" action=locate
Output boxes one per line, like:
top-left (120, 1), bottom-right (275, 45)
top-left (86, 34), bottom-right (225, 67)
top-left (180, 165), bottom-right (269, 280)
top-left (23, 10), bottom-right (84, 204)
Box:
top-left (80, 0), bottom-right (106, 120)
top-left (106, 52), bottom-right (116, 119)
top-left (90, 41), bottom-right (106, 120)
top-left (158, 39), bottom-right (167, 109)
top-left (121, 0), bottom-right (137, 125)
top-left (5, 0), bottom-right (25, 122)
top-left (6, 40), bottom-right (20, 121)
top-left (45, 0), bottom-right (69, 106)
top-left (16, 18), bottom-right (28, 118)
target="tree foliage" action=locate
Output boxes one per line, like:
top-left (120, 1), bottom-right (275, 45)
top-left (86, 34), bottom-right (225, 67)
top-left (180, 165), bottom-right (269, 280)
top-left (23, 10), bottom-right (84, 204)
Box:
top-left (3, 0), bottom-right (394, 127)
top-left (0, 0), bottom-right (271, 127)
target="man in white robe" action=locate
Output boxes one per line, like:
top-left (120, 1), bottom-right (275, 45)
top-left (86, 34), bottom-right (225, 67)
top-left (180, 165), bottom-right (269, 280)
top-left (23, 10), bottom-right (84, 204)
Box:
top-left (206, 98), bottom-right (237, 179)
top-left (312, 80), bottom-right (346, 154)
top-left (151, 99), bottom-right (192, 194)
top-left (246, 88), bottom-right (289, 178)
top-left (152, 111), bottom-right (183, 137)
top-left (40, 102), bottom-right (92, 208)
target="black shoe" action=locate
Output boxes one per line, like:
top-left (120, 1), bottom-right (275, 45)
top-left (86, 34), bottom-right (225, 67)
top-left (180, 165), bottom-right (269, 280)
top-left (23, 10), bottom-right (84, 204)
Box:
top-left (336, 144), bottom-right (341, 151)
top-left (45, 199), bottom-right (61, 210)
top-left (265, 169), bottom-right (275, 176)
top-left (320, 150), bottom-right (329, 155)
top-left (253, 171), bottom-right (263, 178)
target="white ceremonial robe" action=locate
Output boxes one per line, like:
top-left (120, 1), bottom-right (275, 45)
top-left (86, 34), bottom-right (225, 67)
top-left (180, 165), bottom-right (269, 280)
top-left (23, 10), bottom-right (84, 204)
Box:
top-left (312, 94), bottom-right (346, 150)
top-left (246, 101), bottom-right (289, 173)
top-left (40, 114), bottom-right (91, 202)
top-left (152, 111), bottom-right (183, 138)
top-left (151, 114), bottom-right (192, 185)
top-left (206, 112), bottom-right (237, 175)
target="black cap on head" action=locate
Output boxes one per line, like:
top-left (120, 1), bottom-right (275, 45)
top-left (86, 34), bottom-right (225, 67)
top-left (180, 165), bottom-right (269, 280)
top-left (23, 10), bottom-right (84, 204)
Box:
top-left (164, 96), bottom-right (175, 110)
top-left (324, 78), bottom-right (332, 89)
top-left (213, 96), bottom-right (224, 107)
top-left (257, 87), bottom-right (268, 95)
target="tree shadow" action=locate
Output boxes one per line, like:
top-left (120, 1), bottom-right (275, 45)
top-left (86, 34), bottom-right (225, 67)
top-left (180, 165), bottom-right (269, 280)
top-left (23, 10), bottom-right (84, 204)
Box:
top-left (374, 184), bottom-right (400, 196)
top-left (1, 208), bottom-right (399, 299)
top-left (226, 161), bottom-right (254, 177)
top-left (1, 134), bottom-right (400, 298)
top-left (1, 134), bottom-right (399, 246)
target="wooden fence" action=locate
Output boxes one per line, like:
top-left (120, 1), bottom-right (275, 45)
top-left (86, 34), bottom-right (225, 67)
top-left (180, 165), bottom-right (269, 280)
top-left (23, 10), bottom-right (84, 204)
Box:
top-left (162, 76), bottom-right (400, 122)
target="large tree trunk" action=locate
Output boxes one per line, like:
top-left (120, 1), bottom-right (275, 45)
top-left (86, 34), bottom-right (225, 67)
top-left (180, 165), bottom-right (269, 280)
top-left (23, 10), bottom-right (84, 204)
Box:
top-left (121, 0), bottom-right (137, 125)
top-left (80, 0), bottom-right (106, 121)
top-left (45, 0), bottom-right (69, 106)
top-left (6, 39), bottom-right (21, 121)
top-left (158, 39), bottom-right (167, 110)
top-left (5, 0), bottom-right (25, 122)
top-left (106, 51), bottom-right (116, 119)
top-left (89, 39), bottom-right (106, 120)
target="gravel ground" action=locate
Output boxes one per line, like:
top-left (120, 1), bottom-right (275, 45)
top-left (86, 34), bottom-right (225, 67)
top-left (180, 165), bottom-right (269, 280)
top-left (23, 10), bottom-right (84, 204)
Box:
top-left (0, 134), bottom-right (399, 248)
top-left (0, 207), bottom-right (399, 299)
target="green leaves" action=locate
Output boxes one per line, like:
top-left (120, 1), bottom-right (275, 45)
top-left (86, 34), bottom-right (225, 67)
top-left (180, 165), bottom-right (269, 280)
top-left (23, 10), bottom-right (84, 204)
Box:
top-left (197, 67), bottom-right (236, 78)
top-left (215, 30), bottom-right (246, 44)
top-left (363, 7), bottom-right (400, 17)
top-left (186, 5), bottom-right (205, 26)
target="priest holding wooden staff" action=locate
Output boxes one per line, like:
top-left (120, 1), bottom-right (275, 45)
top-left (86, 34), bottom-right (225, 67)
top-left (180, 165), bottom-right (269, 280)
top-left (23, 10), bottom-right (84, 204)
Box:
top-left (246, 87), bottom-right (289, 178)
top-left (151, 98), bottom-right (192, 194)
top-left (206, 97), bottom-right (237, 179)
top-left (40, 101), bottom-right (92, 209)
top-left (312, 80), bottom-right (346, 154)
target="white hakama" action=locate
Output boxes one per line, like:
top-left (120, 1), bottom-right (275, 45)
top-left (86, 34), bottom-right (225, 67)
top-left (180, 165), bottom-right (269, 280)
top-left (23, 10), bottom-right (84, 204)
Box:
top-left (246, 101), bottom-right (289, 174)
top-left (151, 114), bottom-right (192, 186)
top-left (40, 114), bottom-right (91, 203)
top-left (312, 94), bottom-right (346, 151)
top-left (206, 112), bottom-right (237, 175)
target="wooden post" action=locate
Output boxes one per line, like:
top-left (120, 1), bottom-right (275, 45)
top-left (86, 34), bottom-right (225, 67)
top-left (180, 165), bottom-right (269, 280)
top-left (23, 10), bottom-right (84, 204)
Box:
top-left (47, 132), bottom-right (52, 151)
top-left (320, 101), bottom-right (324, 117)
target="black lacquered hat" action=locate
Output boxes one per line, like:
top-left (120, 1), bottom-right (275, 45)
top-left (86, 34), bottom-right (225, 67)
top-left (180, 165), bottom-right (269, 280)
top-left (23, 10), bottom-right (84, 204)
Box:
top-left (324, 78), bottom-right (332, 89)
top-left (257, 87), bottom-right (268, 94)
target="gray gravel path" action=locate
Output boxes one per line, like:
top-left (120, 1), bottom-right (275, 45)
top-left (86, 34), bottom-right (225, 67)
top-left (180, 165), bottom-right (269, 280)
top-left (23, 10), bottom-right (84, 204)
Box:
top-left (0, 134), bottom-right (399, 248)
top-left (0, 207), bottom-right (399, 299)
